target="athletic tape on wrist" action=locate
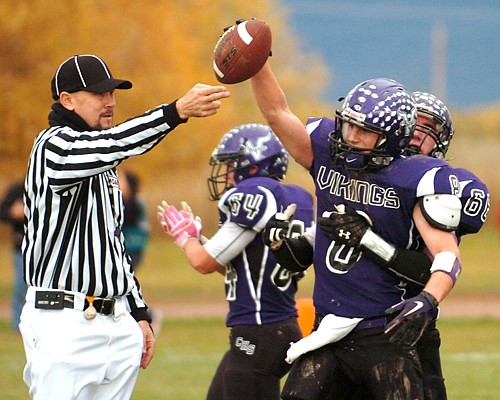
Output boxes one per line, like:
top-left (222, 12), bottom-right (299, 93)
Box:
top-left (360, 228), bottom-right (396, 263)
top-left (430, 251), bottom-right (461, 285)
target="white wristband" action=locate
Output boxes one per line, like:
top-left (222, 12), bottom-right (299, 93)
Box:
top-left (360, 228), bottom-right (396, 263)
top-left (430, 251), bottom-right (461, 284)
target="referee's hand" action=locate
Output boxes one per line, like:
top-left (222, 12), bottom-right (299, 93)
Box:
top-left (138, 320), bottom-right (156, 369)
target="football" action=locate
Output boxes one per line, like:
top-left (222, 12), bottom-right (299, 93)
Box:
top-left (213, 19), bottom-right (272, 84)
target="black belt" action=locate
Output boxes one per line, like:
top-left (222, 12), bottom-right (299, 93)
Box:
top-left (34, 290), bottom-right (115, 315)
top-left (85, 297), bottom-right (115, 315)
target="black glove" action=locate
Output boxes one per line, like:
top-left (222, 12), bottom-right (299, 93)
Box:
top-left (262, 204), bottom-right (296, 250)
top-left (317, 204), bottom-right (371, 248)
top-left (384, 291), bottom-right (439, 346)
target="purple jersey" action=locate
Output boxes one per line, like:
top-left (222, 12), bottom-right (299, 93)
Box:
top-left (217, 176), bottom-right (314, 326)
top-left (307, 117), bottom-right (460, 319)
top-left (455, 167), bottom-right (490, 237)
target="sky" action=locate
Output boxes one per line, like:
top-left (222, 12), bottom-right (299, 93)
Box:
top-left (284, 0), bottom-right (500, 109)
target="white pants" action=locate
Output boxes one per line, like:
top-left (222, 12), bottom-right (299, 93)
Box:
top-left (20, 288), bottom-right (144, 400)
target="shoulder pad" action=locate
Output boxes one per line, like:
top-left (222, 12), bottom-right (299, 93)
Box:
top-left (416, 165), bottom-right (460, 197)
top-left (419, 194), bottom-right (461, 231)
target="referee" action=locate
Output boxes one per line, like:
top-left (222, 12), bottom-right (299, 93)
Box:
top-left (20, 54), bottom-right (230, 400)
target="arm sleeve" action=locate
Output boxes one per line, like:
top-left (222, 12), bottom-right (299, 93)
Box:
top-left (126, 279), bottom-right (152, 322)
top-left (362, 247), bottom-right (432, 287)
top-left (129, 304), bottom-right (152, 322)
top-left (46, 103), bottom-right (186, 191)
top-left (271, 236), bottom-right (314, 273)
top-left (204, 221), bottom-right (258, 265)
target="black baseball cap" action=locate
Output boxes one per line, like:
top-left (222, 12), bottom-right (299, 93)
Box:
top-left (51, 54), bottom-right (132, 100)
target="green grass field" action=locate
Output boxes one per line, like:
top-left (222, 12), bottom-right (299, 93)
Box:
top-left (1, 317), bottom-right (499, 399)
top-left (0, 228), bottom-right (499, 399)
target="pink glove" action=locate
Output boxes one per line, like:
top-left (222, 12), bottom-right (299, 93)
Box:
top-left (180, 201), bottom-right (209, 244)
top-left (157, 201), bottom-right (202, 248)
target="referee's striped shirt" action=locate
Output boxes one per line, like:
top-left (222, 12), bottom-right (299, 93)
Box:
top-left (22, 102), bottom-right (184, 316)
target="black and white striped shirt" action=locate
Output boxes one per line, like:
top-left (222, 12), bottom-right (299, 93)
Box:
top-left (22, 102), bottom-right (184, 318)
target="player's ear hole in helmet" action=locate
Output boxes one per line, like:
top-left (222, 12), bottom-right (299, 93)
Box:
top-left (328, 78), bottom-right (417, 171)
top-left (405, 91), bottom-right (454, 159)
top-left (207, 123), bottom-right (289, 201)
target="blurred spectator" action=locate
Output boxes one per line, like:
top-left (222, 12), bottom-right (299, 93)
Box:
top-left (0, 181), bottom-right (25, 332)
top-left (120, 170), bottom-right (149, 271)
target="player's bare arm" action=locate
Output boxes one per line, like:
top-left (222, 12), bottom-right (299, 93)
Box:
top-left (183, 240), bottom-right (226, 275)
top-left (176, 83), bottom-right (230, 119)
top-left (250, 62), bottom-right (313, 169)
top-left (384, 202), bottom-right (460, 347)
top-left (413, 203), bottom-right (460, 303)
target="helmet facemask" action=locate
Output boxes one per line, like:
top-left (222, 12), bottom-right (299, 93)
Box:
top-left (208, 156), bottom-right (235, 201)
top-left (329, 117), bottom-right (391, 171)
top-left (406, 119), bottom-right (447, 158)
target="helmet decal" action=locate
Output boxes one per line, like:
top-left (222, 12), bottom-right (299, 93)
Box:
top-left (208, 124), bottom-right (289, 200)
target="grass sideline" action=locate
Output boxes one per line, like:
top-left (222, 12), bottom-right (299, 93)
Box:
top-left (1, 317), bottom-right (500, 399)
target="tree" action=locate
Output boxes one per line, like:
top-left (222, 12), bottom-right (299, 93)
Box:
top-left (0, 0), bottom-right (331, 229)
top-left (0, 0), bottom-right (330, 177)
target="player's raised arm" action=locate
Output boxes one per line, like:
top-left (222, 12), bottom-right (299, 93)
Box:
top-left (250, 62), bottom-right (313, 169)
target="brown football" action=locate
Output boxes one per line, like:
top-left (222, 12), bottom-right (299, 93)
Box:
top-left (213, 19), bottom-right (272, 84)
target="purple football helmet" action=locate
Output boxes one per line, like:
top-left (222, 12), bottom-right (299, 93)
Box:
top-left (329, 78), bottom-right (417, 170)
top-left (208, 123), bottom-right (289, 200)
top-left (406, 91), bottom-right (454, 159)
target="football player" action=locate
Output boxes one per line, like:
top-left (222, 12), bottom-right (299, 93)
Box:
top-left (265, 91), bottom-right (489, 400)
top-left (157, 124), bottom-right (314, 400)
top-left (315, 91), bottom-right (489, 399)
top-left (250, 61), bottom-right (462, 400)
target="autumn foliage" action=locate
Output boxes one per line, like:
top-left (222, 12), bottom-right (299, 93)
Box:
top-left (0, 0), bottom-right (498, 231)
top-left (0, 1), bottom-right (329, 173)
